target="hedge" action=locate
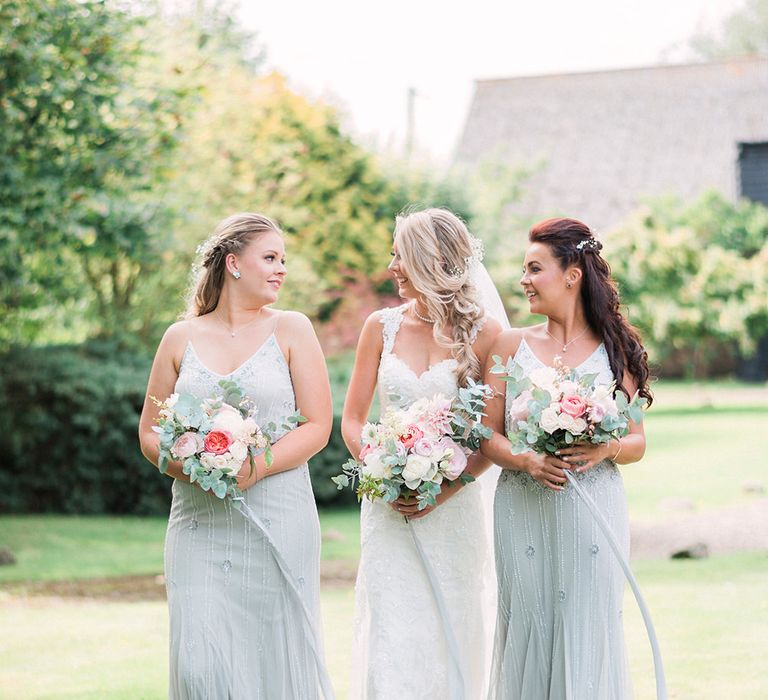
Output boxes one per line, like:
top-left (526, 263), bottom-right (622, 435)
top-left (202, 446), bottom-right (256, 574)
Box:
top-left (0, 343), bottom-right (356, 514)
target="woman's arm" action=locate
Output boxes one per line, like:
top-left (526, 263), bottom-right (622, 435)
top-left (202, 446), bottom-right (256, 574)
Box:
top-left (238, 311), bottom-right (332, 488)
top-left (341, 311), bottom-right (384, 460)
top-left (479, 330), bottom-right (569, 491)
top-left (138, 321), bottom-right (191, 482)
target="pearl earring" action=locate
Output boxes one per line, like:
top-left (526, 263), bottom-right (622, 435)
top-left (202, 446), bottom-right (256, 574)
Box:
top-left (232, 270), bottom-right (241, 279)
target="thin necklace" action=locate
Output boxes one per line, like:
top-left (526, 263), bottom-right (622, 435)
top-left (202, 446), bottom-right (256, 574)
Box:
top-left (411, 303), bottom-right (435, 324)
top-left (544, 324), bottom-right (589, 353)
top-left (215, 307), bottom-right (263, 338)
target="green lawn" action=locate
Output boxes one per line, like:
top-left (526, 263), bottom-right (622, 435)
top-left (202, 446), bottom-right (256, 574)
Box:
top-left (0, 385), bottom-right (765, 698)
top-left (1, 553), bottom-right (765, 699)
top-left (2, 406), bottom-right (764, 584)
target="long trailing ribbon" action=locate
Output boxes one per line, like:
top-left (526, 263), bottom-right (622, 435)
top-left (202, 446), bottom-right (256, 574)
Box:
top-left (406, 520), bottom-right (467, 700)
top-left (564, 470), bottom-right (668, 700)
top-left (235, 500), bottom-right (336, 700)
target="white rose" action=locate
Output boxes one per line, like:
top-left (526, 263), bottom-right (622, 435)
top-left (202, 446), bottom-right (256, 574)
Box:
top-left (558, 413), bottom-right (587, 434)
top-left (228, 440), bottom-right (248, 463)
top-left (529, 366), bottom-right (558, 394)
top-left (199, 452), bottom-right (220, 472)
top-left (558, 380), bottom-right (580, 397)
top-left (211, 405), bottom-right (245, 434)
top-left (362, 450), bottom-right (389, 479)
top-left (165, 393), bottom-right (179, 408)
top-left (539, 406), bottom-right (561, 434)
top-left (402, 454), bottom-right (437, 489)
top-left (237, 417), bottom-right (260, 444)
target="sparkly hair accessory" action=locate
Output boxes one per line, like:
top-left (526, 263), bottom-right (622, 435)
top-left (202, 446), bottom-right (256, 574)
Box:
top-left (449, 234), bottom-right (485, 277)
top-left (575, 237), bottom-right (602, 253)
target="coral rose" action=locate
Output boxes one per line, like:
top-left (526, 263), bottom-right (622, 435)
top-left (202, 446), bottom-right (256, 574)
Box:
top-left (204, 430), bottom-right (233, 455)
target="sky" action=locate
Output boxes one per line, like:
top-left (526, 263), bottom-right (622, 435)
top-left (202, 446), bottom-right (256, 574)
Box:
top-left (240, 0), bottom-right (739, 161)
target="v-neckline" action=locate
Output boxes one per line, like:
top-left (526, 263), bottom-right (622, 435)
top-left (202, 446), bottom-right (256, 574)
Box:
top-left (185, 334), bottom-right (276, 378)
top-left (519, 337), bottom-right (604, 372)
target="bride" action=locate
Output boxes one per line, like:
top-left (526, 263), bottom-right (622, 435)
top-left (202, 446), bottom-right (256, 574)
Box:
top-left (341, 208), bottom-right (503, 699)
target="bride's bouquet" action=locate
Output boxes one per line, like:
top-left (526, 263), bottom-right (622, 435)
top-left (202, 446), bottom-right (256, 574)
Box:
top-left (332, 381), bottom-right (493, 511)
top-left (491, 354), bottom-right (645, 456)
top-left (152, 379), bottom-right (304, 504)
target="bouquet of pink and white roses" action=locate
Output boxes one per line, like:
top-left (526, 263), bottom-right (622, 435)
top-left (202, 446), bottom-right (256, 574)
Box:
top-left (153, 380), bottom-right (304, 503)
top-left (491, 354), bottom-right (645, 456)
top-left (332, 381), bottom-right (493, 511)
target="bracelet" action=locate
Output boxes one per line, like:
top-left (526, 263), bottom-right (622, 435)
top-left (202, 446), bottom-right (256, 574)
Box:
top-left (611, 438), bottom-right (623, 463)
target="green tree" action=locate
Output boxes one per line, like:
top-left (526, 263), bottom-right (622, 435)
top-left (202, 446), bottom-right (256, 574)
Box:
top-left (0, 0), bottom-right (189, 347)
top-left (605, 193), bottom-right (768, 377)
top-left (690, 0), bottom-right (768, 59)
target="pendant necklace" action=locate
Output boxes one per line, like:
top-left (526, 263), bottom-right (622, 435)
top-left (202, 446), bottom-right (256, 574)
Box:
top-left (544, 325), bottom-right (589, 353)
top-left (215, 308), bottom-right (263, 337)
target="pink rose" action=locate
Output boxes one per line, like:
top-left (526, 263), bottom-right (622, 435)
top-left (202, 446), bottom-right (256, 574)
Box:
top-left (560, 394), bottom-right (588, 418)
top-left (508, 390), bottom-right (533, 423)
top-left (437, 437), bottom-right (468, 480)
top-left (413, 437), bottom-right (437, 457)
top-left (204, 430), bottom-right (233, 455)
top-left (589, 403), bottom-right (606, 422)
top-left (399, 425), bottom-right (424, 450)
top-left (171, 431), bottom-right (204, 460)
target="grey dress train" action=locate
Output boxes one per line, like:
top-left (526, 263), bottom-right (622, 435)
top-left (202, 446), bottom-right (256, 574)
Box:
top-left (164, 332), bottom-right (332, 699)
top-left (490, 339), bottom-right (632, 699)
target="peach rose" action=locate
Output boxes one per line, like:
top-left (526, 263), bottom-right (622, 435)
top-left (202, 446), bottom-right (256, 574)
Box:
top-left (204, 430), bottom-right (233, 455)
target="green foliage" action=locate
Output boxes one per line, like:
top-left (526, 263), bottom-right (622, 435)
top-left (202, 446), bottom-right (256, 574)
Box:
top-left (308, 416), bottom-right (359, 508)
top-left (0, 343), bottom-right (170, 514)
top-left (0, 0), bottom-right (189, 348)
top-left (689, 0), bottom-right (768, 59)
top-left (605, 192), bottom-right (768, 376)
top-left (0, 340), bottom-right (357, 513)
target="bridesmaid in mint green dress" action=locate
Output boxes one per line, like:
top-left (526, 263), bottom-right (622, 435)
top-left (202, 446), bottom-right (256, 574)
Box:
top-left (139, 213), bottom-right (335, 699)
top-left (482, 218), bottom-right (654, 699)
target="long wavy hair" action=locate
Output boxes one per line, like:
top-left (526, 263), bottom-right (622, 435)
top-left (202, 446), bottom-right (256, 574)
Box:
top-left (394, 208), bottom-right (485, 387)
top-left (529, 217), bottom-right (653, 405)
top-left (186, 212), bottom-right (282, 317)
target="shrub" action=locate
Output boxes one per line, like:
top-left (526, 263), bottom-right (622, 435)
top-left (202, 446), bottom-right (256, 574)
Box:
top-left (0, 343), bottom-right (170, 515)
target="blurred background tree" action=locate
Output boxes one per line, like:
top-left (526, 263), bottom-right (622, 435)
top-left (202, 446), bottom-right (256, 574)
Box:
top-left (689, 0), bottom-right (768, 59)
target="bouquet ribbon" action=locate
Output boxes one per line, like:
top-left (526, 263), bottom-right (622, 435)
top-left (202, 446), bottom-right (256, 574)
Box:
top-left (564, 469), bottom-right (668, 700)
top-left (406, 520), bottom-right (468, 700)
top-left (236, 500), bottom-right (336, 700)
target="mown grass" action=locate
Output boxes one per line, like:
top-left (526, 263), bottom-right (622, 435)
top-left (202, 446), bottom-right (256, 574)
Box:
top-left (1, 553), bottom-right (765, 699)
top-left (2, 403), bottom-right (764, 584)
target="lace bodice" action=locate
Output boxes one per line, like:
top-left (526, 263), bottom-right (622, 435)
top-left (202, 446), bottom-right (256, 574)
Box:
top-left (175, 334), bottom-right (296, 439)
top-left (377, 304), bottom-right (484, 411)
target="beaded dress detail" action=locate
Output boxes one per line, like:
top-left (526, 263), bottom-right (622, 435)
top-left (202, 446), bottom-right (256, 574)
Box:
top-left (165, 333), bottom-right (333, 699)
top-left (489, 339), bottom-right (632, 699)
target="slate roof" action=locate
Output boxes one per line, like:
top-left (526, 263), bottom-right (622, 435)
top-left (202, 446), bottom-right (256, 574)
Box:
top-left (454, 57), bottom-right (768, 231)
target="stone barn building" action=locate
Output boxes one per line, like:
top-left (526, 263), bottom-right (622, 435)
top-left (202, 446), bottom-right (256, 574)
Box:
top-left (455, 57), bottom-right (768, 231)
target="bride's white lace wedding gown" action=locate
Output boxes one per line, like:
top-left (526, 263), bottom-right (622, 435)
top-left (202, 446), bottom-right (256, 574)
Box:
top-left (350, 305), bottom-right (494, 700)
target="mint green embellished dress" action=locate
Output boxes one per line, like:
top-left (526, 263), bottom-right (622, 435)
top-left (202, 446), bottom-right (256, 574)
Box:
top-left (164, 335), bottom-right (333, 699)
